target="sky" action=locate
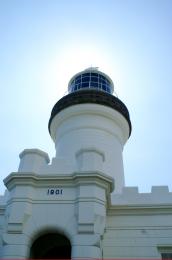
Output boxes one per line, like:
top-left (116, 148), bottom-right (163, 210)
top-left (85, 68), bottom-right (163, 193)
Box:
top-left (0, 0), bottom-right (172, 194)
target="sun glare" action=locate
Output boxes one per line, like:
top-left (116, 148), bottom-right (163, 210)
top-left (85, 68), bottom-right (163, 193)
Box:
top-left (42, 43), bottom-right (125, 104)
top-left (54, 44), bottom-right (114, 92)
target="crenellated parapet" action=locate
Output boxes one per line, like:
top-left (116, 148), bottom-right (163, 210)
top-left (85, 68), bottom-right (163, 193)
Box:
top-left (111, 186), bottom-right (172, 205)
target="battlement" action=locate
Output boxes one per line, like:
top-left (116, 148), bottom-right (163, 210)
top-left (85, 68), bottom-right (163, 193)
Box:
top-left (0, 190), bottom-right (9, 209)
top-left (111, 186), bottom-right (172, 205)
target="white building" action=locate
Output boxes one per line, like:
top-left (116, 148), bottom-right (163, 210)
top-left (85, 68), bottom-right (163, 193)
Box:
top-left (0, 68), bottom-right (172, 259)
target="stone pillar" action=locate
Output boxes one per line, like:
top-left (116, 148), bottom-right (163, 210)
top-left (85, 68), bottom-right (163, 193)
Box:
top-left (18, 148), bottom-right (50, 173)
top-left (1, 233), bottom-right (29, 258)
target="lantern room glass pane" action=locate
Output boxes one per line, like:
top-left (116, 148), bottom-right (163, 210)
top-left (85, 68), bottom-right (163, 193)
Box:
top-left (82, 82), bottom-right (89, 88)
top-left (69, 71), bottom-right (113, 94)
top-left (75, 76), bottom-right (81, 84)
top-left (82, 76), bottom-right (90, 82)
top-left (91, 82), bottom-right (98, 88)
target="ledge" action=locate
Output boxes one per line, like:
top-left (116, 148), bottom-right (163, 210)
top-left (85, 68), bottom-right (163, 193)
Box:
top-left (48, 90), bottom-right (132, 136)
top-left (108, 203), bottom-right (172, 216)
top-left (4, 171), bottom-right (114, 194)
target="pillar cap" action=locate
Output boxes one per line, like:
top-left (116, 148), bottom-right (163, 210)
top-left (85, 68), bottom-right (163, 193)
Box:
top-left (19, 149), bottom-right (50, 163)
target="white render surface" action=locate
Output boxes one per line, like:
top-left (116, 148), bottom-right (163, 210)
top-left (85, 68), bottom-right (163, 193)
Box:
top-left (0, 101), bottom-right (172, 258)
top-left (103, 186), bottom-right (172, 259)
top-left (49, 103), bottom-right (130, 193)
top-left (0, 147), bottom-right (172, 259)
top-left (0, 170), bottom-right (113, 258)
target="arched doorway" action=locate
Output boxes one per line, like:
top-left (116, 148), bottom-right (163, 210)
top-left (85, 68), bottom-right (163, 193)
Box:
top-left (30, 233), bottom-right (71, 259)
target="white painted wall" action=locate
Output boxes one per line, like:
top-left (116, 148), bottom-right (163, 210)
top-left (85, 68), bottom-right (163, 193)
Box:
top-left (0, 170), bottom-right (113, 258)
top-left (0, 179), bottom-right (172, 258)
top-left (0, 98), bottom-right (171, 259)
top-left (49, 104), bottom-right (130, 193)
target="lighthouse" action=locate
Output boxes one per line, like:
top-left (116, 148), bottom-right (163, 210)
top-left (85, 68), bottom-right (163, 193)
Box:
top-left (49, 67), bottom-right (131, 193)
top-left (1, 68), bottom-right (172, 259)
top-left (1, 68), bottom-right (131, 259)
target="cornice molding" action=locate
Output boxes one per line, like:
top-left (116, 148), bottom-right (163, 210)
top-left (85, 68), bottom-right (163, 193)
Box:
top-left (108, 204), bottom-right (172, 215)
top-left (4, 171), bottom-right (114, 194)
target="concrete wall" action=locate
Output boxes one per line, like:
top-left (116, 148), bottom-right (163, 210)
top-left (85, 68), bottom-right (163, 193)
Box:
top-left (0, 169), bottom-right (113, 258)
top-left (103, 186), bottom-right (172, 259)
top-left (0, 149), bottom-right (172, 259)
top-left (0, 183), bottom-right (172, 258)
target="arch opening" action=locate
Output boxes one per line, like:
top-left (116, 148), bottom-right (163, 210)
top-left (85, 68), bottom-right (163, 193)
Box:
top-left (30, 233), bottom-right (71, 259)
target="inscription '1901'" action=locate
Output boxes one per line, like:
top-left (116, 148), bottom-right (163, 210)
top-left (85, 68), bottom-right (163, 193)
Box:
top-left (47, 189), bottom-right (63, 195)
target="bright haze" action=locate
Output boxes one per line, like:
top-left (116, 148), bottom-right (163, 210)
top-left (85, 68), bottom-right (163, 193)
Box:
top-left (0, 0), bottom-right (172, 194)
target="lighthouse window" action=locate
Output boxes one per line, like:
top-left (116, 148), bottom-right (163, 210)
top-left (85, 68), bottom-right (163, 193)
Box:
top-left (77, 85), bottom-right (80, 91)
top-left (102, 84), bottom-right (107, 92)
top-left (91, 82), bottom-right (98, 88)
top-left (70, 83), bottom-right (74, 92)
top-left (90, 72), bottom-right (98, 77)
top-left (82, 72), bottom-right (90, 78)
top-left (75, 76), bottom-right (81, 84)
top-left (82, 76), bottom-right (90, 82)
top-left (91, 76), bottom-right (98, 82)
top-left (82, 82), bottom-right (89, 88)
top-left (99, 75), bottom-right (105, 81)
top-left (68, 71), bottom-right (113, 94)
top-left (100, 78), bottom-right (107, 85)
top-left (106, 85), bottom-right (111, 93)
top-left (74, 85), bottom-right (78, 91)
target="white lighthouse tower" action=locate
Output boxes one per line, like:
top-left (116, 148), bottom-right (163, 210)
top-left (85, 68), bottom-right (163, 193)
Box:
top-left (1, 68), bottom-right (172, 259)
top-left (0, 68), bottom-right (132, 259)
top-left (49, 67), bottom-right (131, 193)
